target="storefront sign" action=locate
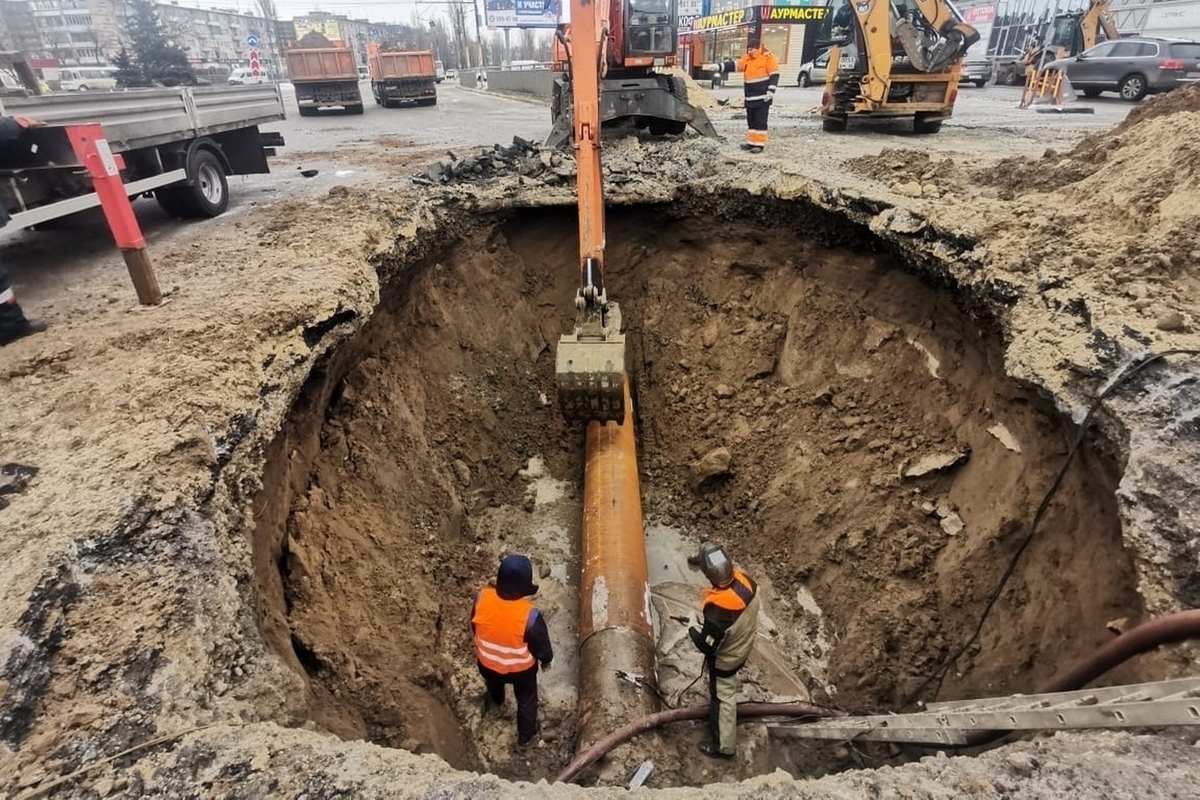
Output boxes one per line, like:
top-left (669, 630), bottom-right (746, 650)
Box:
top-left (692, 4), bottom-right (827, 31)
top-left (693, 8), bottom-right (751, 31)
top-left (759, 6), bottom-right (826, 21)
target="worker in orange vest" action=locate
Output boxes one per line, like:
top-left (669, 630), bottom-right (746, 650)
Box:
top-left (471, 554), bottom-right (554, 746)
top-left (736, 33), bottom-right (781, 153)
top-left (688, 541), bottom-right (760, 758)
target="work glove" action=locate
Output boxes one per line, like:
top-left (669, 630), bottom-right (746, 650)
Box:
top-left (14, 116), bottom-right (44, 129)
top-left (764, 92), bottom-right (774, 105)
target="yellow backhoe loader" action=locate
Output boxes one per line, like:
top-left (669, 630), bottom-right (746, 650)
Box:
top-left (816, 0), bottom-right (979, 133)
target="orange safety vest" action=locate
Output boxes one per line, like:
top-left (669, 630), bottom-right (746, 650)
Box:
top-left (702, 567), bottom-right (756, 612)
top-left (737, 48), bottom-right (781, 103)
top-left (472, 586), bottom-right (537, 674)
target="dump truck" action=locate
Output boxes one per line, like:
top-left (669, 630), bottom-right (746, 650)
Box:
top-left (368, 44), bottom-right (437, 108)
top-left (286, 33), bottom-right (363, 116)
top-left (0, 83), bottom-right (285, 225)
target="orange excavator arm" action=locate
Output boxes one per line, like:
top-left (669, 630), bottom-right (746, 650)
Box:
top-left (571, 0), bottom-right (605, 281)
top-left (553, 0), bottom-right (627, 425)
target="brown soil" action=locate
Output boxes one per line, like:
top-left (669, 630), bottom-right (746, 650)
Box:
top-left (247, 200), bottom-right (1181, 787)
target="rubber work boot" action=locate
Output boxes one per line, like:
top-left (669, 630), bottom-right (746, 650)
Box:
top-left (517, 723), bottom-right (541, 748)
top-left (698, 741), bottom-right (734, 759)
top-left (0, 317), bottom-right (47, 346)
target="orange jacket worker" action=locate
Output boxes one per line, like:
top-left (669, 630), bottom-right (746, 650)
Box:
top-left (472, 554), bottom-right (554, 746)
top-left (688, 541), bottom-right (760, 758)
top-left (736, 34), bottom-right (781, 153)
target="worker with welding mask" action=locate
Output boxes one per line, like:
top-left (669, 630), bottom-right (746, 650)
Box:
top-left (687, 541), bottom-right (761, 758)
top-left (471, 553), bottom-right (554, 747)
top-left (736, 33), bottom-right (780, 153)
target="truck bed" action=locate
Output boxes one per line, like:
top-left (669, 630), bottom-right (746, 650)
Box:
top-left (0, 84), bottom-right (286, 153)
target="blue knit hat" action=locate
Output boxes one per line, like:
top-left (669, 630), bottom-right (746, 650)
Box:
top-left (497, 554), bottom-right (539, 600)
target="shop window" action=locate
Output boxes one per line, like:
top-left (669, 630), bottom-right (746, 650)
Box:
top-left (761, 24), bottom-right (789, 61)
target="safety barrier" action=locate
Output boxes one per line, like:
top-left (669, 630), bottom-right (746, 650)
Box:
top-left (480, 67), bottom-right (555, 98)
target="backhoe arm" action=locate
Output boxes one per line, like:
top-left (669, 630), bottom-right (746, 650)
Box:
top-left (1082, 0), bottom-right (1119, 50)
top-left (554, 0), bottom-right (627, 425)
top-left (894, 0), bottom-right (980, 73)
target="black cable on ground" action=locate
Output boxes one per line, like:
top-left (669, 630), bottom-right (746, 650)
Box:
top-left (904, 347), bottom-right (1200, 707)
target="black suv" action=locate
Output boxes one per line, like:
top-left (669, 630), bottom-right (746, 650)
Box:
top-left (1044, 37), bottom-right (1200, 101)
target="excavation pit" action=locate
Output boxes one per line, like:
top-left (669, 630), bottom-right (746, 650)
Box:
top-left (250, 198), bottom-right (1169, 788)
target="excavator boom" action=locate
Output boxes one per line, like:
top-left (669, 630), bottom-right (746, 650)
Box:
top-left (554, 0), bottom-right (627, 425)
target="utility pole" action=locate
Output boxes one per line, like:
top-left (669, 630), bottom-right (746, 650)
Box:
top-left (472, 0), bottom-right (485, 66)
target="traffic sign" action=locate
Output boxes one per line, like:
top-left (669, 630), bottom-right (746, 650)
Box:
top-left (247, 33), bottom-right (259, 48)
top-left (249, 47), bottom-right (260, 77)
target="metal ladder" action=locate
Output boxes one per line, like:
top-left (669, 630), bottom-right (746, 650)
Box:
top-left (769, 678), bottom-right (1200, 746)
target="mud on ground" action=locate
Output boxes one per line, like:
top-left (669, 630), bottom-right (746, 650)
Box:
top-left (2, 85), bottom-right (1199, 797)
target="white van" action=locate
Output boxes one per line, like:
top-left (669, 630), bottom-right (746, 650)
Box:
top-left (59, 66), bottom-right (118, 91)
top-left (228, 67), bottom-right (270, 85)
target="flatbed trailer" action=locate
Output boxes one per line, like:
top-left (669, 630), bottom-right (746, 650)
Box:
top-left (0, 84), bottom-right (286, 228)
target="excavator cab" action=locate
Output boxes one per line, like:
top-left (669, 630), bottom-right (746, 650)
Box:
top-left (815, 0), bottom-right (978, 133)
top-left (545, 0), bottom-right (719, 147)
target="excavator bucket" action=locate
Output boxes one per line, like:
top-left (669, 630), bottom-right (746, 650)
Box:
top-left (555, 303), bottom-right (626, 424)
top-left (547, 74), bottom-right (719, 149)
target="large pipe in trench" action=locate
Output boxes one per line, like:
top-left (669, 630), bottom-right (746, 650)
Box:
top-left (577, 376), bottom-right (658, 752)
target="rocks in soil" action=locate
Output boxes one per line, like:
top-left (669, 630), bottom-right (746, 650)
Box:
top-left (416, 136), bottom-right (564, 185)
top-left (689, 446), bottom-right (732, 492)
top-left (903, 450), bottom-right (969, 478)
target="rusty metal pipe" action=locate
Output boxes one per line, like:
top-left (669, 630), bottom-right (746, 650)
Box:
top-left (577, 376), bottom-right (657, 752)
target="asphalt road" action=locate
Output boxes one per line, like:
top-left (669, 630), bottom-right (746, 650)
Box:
top-left (0, 79), bottom-right (1135, 313)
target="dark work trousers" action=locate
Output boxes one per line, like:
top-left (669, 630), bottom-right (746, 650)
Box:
top-left (745, 101), bottom-right (771, 147)
top-left (0, 265), bottom-right (31, 343)
top-left (479, 661), bottom-right (539, 742)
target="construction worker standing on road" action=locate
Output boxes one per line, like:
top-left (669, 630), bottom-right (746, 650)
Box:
top-left (471, 554), bottom-right (554, 747)
top-left (688, 541), bottom-right (761, 758)
top-left (736, 33), bottom-right (780, 153)
top-left (0, 115), bottom-right (47, 346)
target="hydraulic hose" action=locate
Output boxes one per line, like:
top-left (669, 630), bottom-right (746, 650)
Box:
top-left (555, 610), bottom-right (1200, 782)
top-left (555, 701), bottom-right (846, 784)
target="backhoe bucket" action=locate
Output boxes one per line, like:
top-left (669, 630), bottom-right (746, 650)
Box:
top-left (555, 303), bottom-right (626, 424)
top-left (556, 334), bottom-right (626, 424)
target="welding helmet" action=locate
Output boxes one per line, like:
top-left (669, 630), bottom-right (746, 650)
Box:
top-left (696, 541), bottom-right (734, 588)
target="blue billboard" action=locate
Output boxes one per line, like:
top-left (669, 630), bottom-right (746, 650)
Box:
top-left (486, 0), bottom-right (561, 28)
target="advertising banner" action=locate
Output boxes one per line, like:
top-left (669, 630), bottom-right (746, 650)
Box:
top-left (487, 0), bottom-right (562, 28)
top-left (679, 0), bottom-right (704, 34)
top-left (962, 4), bottom-right (995, 59)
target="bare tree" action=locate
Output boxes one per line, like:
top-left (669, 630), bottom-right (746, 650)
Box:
top-left (518, 28), bottom-right (536, 60)
top-left (446, 1), bottom-right (475, 68)
top-left (488, 31), bottom-right (505, 65)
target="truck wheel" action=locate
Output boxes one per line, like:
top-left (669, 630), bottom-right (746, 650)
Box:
top-left (179, 150), bottom-right (229, 218)
top-left (821, 116), bottom-right (847, 132)
top-left (298, 106), bottom-right (317, 117)
top-left (155, 188), bottom-right (188, 218)
top-left (345, 104), bottom-right (364, 115)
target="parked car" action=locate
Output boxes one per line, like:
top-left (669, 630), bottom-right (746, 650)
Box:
top-left (358, 66), bottom-right (370, 79)
top-left (798, 50), bottom-right (830, 87)
top-left (958, 58), bottom-right (993, 87)
top-left (1043, 37), bottom-right (1200, 101)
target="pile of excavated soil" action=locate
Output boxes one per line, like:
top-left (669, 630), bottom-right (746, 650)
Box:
top-left (978, 82), bottom-right (1200, 198)
top-left (665, 67), bottom-right (721, 110)
top-left (843, 147), bottom-right (965, 198)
